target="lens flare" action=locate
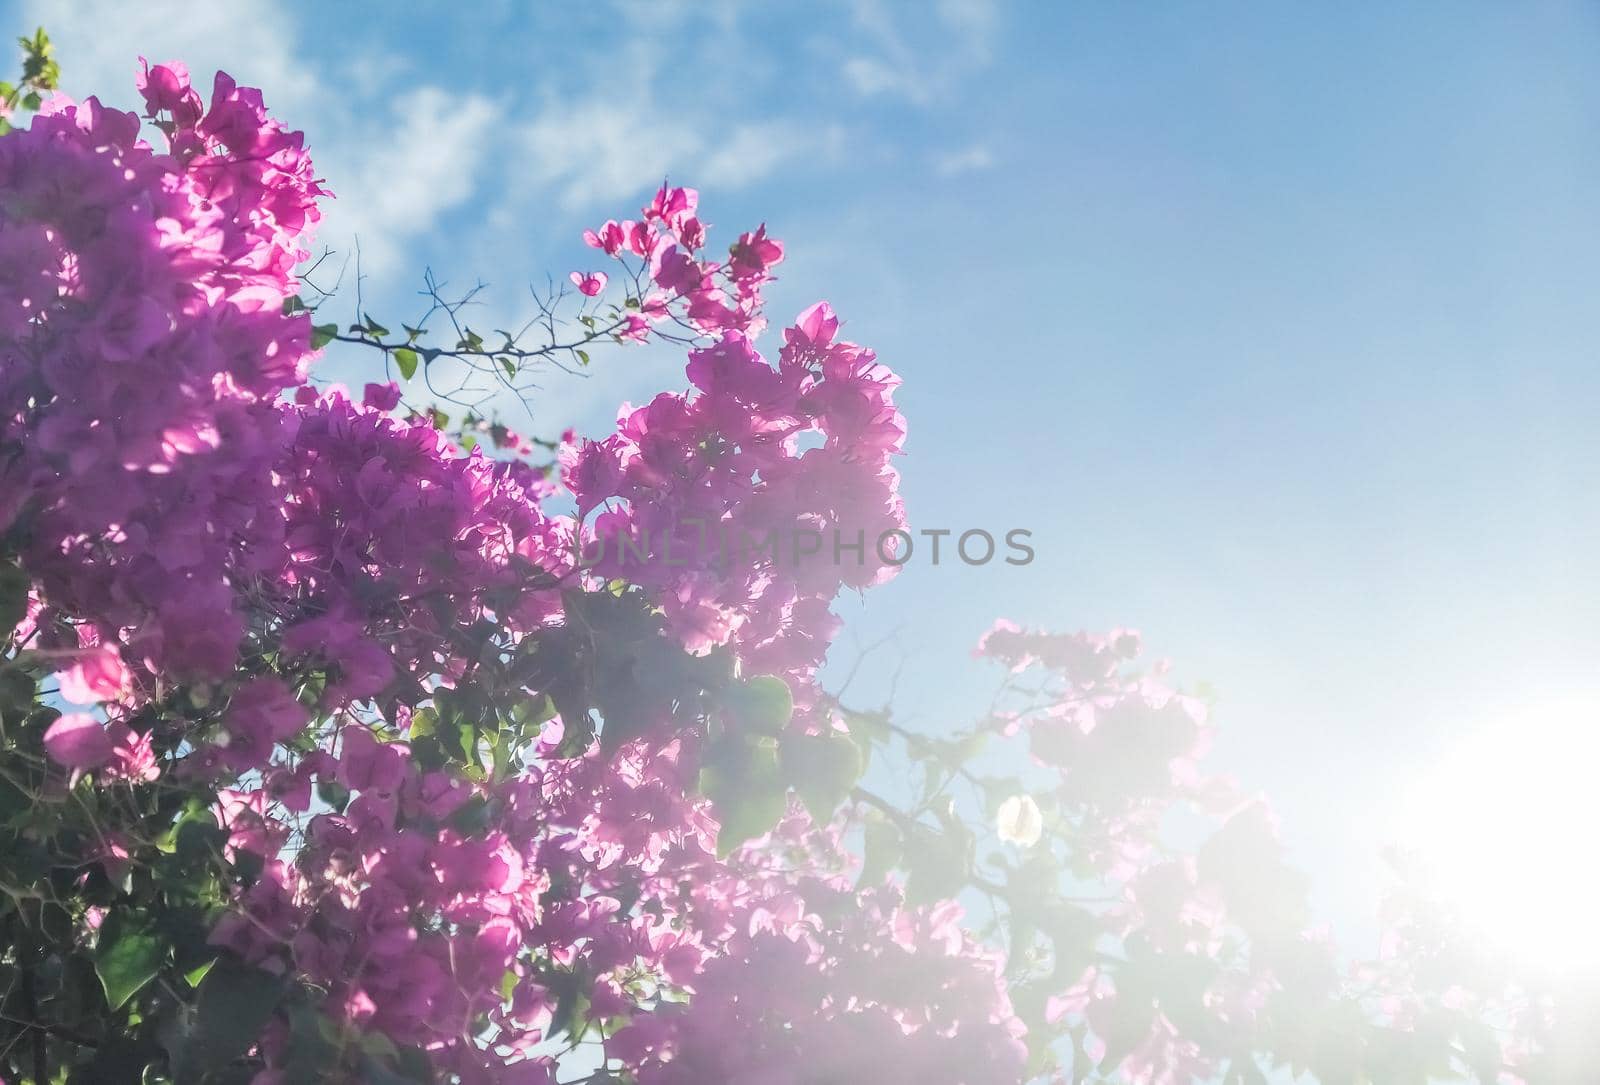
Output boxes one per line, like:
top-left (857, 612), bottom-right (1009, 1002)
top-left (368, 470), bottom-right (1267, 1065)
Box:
top-left (1397, 699), bottom-right (1600, 974)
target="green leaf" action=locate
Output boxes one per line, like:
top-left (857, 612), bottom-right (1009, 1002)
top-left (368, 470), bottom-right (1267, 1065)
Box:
top-left (446, 794), bottom-right (493, 836)
top-left (546, 966), bottom-right (593, 1043)
top-left (275, 1000), bottom-right (341, 1082)
top-left (903, 824), bottom-right (971, 906)
top-left (700, 737), bottom-right (787, 857)
top-left (96, 909), bottom-right (168, 1011)
top-left (173, 810), bottom-right (226, 869)
top-left (724, 675), bottom-right (792, 735)
top-left (713, 781), bottom-right (786, 857)
top-left (310, 322), bottom-right (338, 350)
top-left (84, 1033), bottom-right (167, 1085)
top-left (358, 1053), bottom-right (432, 1085)
top-left (781, 730), bottom-right (862, 822)
top-left (182, 958), bottom-right (215, 989)
top-left (1097, 990), bottom-right (1156, 1075)
top-left (843, 707), bottom-right (891, 754)
top-left (858, 811), bottom-right (902, 887)
top-left (393, 347), bottom-right (419, 380)
top-left (179, 956), bottom-right (287, 1081)
top-left (316, 778), bottom-right (350, 813)
top-left (0, 561), bottom-right (30, 640)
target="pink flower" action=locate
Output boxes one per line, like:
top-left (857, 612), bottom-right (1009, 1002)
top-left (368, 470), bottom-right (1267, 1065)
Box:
top-left (58, 646), bottom-right (131, 705)
top-left (220, 678), bottom-right (308, 769)
top-left (583, 220), bottom-right (626, 256)
top-left (730, 224), bottom-right (784, 282)
top-left (227, 679), bottom-right (308, 744)
top-left (338, 725), bottom-right (409, 795)
top-left (644, 183), bottom-right (699, 231)
top-left (43, 714), bottom-right (114, 771)
top-left (106, 722), bottom-right (159, 782)
top-left (789, 300), bottom-right (840, 349)
top-left (136, 58), bottom-right (203, 125)
top-left (677, 216), bottom-right (706, 251)
top-left (569, 270), bottom-right (608, 297)
top-left (363, 381), bottom-right (402, 411)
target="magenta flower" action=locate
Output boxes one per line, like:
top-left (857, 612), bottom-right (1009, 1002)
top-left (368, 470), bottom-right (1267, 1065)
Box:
top-left (219, 678), bottom-right (309, 770)
top-left (57, 646), bottom-right (131, 705)
top-left (135, 58), bottom-right (203, 125)
top-left (363, 381), bottom-right (402, 411)
top-left (106, 722), bottom-right (159, 783)
top-left (43, 714), bottom-right (114, 771)
top-left (569, 270), bottom-right (607, 297)
top-left (582, 219), bottom-right (626, 255)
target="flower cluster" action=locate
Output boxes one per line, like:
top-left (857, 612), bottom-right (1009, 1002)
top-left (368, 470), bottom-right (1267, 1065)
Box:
top-left (566, 180), bottom-right (905, 683)
top-left (0, 55), bottom-right (1568, 1085)
top-left (0, 62), bottom-right (322, 685)
top-left (0, 59), bottom-right (1013, 1085)
top-left (968, 620), bottom-right (1540, 1082)
top-left (617, 888), bottom-right (1028, 1085)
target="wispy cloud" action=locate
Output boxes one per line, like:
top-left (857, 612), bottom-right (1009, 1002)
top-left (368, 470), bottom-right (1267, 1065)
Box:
top-left (19, 0), bottom-right (999, 434)
top-left (700, 121), bottom-right (840, 189)
top-left (508, 52), bottom-right (840, 216)
top-left (320, 88), bottom-right (506, 275)
top-left (841, 56), bottom-right (929, 104)
top-left (23, 0), bottom-right (503, 281)
top-left (517, 96), bottom-right (703, 211)
top-left (839, 0), bottom-right (1001, 104)
top-left (932, 143), bottom-right (996, 176)
top-left (22, 0), bottom-right (304, 112)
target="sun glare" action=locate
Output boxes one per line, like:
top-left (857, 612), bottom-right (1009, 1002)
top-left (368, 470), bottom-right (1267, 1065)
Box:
top-left (1397, 699), bottom-right (1600, 975)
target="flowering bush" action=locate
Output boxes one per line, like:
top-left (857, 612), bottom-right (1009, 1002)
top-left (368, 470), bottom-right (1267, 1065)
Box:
top-left (0, 35), bottom-right (1584, 1085)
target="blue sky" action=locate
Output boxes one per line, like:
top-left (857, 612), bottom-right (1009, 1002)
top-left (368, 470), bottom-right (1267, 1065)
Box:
top-left (12, 0), bottom-right (1600, 947)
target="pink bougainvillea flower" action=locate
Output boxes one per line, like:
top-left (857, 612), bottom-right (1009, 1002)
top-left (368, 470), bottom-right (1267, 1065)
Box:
top-left (789, 299), bottom-right (840, 349)
top-left (217, 677), bottom-right (309, 771)
top-left (644, 183), bottom-right (698, 230)
top-left (106, 722), bottom-right (159, 783)
top-left (43, 714), bottom-right (115, 771)
top-left (569, 270), bottom-right (607, 297)
top-left (57, 646), bottom-right (131, 705)
top-left (583, 219), bottom-right (626, 255)
top-left (136, 57), bottom-right (203, 125)
top-left (729, 223), bottom-right (784, 282)
top-left (363, 381), bottom-right (402, 411)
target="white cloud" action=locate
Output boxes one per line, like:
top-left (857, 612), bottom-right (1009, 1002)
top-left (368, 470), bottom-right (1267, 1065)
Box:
top-left (700, 121), bottom-right (838, 189)
top-left (935, 0), bottom-right (1000, 58)
top-left (842, 55), bottom-right (929, 104)
top-left (932, 143), bottom-right (995, 176)
top-left (838, 0), bottom-right (1000, 104)
top-left (22, 0), bottom-right (500, 285)
top-left (21, 0), bottom-right (304, 115)
top-left (511, 99), bottom-right (839, 217)
top-left (15, 0), bottom-right (983, 432)
top-left (317, 87), bottom-right (506, 277)
top-left (518, 97), bottom-right (703, 211)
